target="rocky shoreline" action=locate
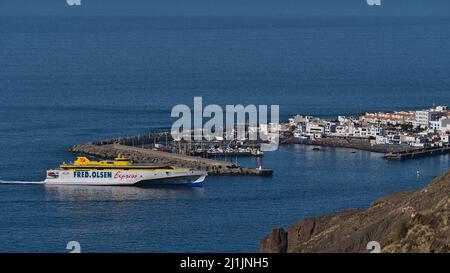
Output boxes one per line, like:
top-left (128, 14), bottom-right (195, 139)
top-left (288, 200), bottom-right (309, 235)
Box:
top-left (259, 169), bottom-right (450, 253)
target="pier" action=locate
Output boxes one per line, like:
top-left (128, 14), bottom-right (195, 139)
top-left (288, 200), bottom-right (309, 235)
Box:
top-left (70, 143), bottom-right (273, 176)
top-left (384, 145), bottom-right (450, 160)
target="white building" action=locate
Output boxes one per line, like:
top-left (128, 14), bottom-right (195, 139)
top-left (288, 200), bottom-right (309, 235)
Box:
top-left (306, 123), bottom-right (324, 134)
top-left (324, 122), bottom-right (337, 134)
top-left (337, 116), bottom-right (349, 123)
top-left (429, 120), bottom-right (441, 132)
top-left (333, 125), bottom-right (350, 137)
top-left (415, 110), bottom-right (430, 127)
top-left (427, 116), bottom-right (450, 132)
top-left (369, 126), bottom-right (384, 137)
top-left (387, 134), bottom-right (401, 145)
top-left (440, 117), bottom-right (450, 133)
top-left (415, 110), bottom-right (443, 129)
top-left (375, 135), bottom-right (388, 144)
top-left (289, 115), bottom-right (311, 126)
top-left (353, 127), bottom-right (369, 138)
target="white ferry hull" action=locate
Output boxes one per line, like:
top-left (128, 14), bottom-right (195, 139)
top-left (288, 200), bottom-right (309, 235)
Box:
top-left (44, 169), bottom-right (207, 187)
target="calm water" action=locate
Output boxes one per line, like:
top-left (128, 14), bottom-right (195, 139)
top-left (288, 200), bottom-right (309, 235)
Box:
top-left (0, 16), bottom-right (450, 252)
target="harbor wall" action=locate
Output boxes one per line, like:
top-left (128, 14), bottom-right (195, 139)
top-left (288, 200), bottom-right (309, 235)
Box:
top-left (282, 136), bottom-right (414, 154)
top-left (70, 143), bottom-right (273, 176)
top-left (385, 146), bottom-right (450, 160)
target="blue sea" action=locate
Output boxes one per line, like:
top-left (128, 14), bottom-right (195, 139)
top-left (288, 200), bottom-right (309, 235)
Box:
top-left (1, 13), bottom-right (450, 252)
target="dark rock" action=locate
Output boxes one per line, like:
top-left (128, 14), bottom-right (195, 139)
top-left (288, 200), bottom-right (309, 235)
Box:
top-left (259, 227), bottom-right (287, 253)
top-left (260, 169), bottom-right (450, 253)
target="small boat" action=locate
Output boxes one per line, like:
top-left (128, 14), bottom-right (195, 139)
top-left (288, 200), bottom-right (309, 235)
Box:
top-left (251, 149), bottom-right (264, 156)
top-left (294, 132), bottom-right (309, 140)
top-left (44, 156), bottom-right (207, 187)
top-left (312, 147), bottom-right (321, 151)
top-left (225, 147), bottom-right (234, 153)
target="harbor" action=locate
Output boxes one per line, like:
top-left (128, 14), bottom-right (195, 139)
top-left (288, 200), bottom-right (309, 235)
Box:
top-left (70, 143), bottom-right (273, 176)
top-left (91, 132), bottom-right (263, 158)
top-left (67, 105), bottom-right (450, 175)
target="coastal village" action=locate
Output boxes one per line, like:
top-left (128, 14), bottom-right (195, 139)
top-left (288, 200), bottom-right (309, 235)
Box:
top-left (286, 105), bottom-right (450, 148)
top-left (69, 105), bottom-right (450, 178)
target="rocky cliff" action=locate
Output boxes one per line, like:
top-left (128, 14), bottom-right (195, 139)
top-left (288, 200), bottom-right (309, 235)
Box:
top-left (260, 169), bottom-right (450, 253)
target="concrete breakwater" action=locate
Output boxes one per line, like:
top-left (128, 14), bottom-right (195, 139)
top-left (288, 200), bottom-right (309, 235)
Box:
top-left (92, 132), bottom-right (171, 147)
top-left (70, 143), bottom-right (273, 176)
top-left (282, 136), bottom-right (414, 154)
top-left (385, 145), bottom-right (450, 160)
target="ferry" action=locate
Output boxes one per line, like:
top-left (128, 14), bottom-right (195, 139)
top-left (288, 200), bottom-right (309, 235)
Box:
top-left (44, 156), bottom-right (207, 187)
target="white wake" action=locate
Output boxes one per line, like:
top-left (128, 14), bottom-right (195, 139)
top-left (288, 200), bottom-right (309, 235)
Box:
top-left (0, 180), bottom-right (45, 185)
